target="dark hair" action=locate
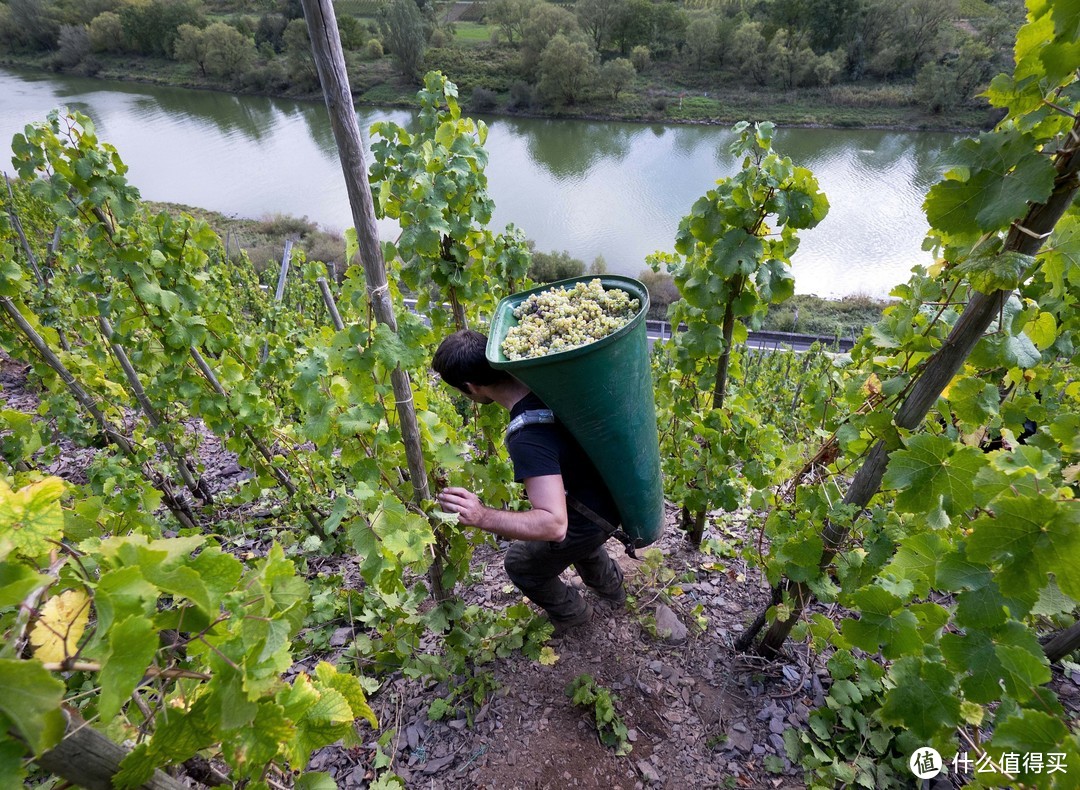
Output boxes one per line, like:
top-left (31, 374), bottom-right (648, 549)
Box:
top-left (432, 329), bottom-right (511, 392)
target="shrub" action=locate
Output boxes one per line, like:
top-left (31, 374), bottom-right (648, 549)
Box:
top-left (529, 248), bottom-right (585, 283)
top-left (508, 80), bottom-right (537, 110)
top-left (54, 24), bottom-right (91, 70)
top-left (467, 87), bottom-right (499, 113)
top-left (364, 37), bottom-right (384, 58)
top-left (637, 269), bottom-right (679, 317)
top-left (88, 12), bottom-right (125, 54)
top-left (630, 44), bottom-right (650, 72)
top-left (258, 213), bottom-right (318, 238)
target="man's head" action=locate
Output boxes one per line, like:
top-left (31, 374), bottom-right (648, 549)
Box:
top-left (432, 329), bottom-right (512, 400)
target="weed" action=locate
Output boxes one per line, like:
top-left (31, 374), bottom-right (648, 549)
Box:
top-left (566, 674), bottom-right (632, 755)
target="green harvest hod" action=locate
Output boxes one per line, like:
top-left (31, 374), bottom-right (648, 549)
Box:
top-left (487, 275), bottom-right (664, 547)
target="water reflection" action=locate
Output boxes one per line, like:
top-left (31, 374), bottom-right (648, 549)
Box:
top-left (1, 67), bottom-right (960, 297)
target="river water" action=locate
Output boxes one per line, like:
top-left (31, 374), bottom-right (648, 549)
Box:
top-left (1, 67), bottom-right (960, 297)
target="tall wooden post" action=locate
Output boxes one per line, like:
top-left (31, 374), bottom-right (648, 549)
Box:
top-left (300, 0), bottom-right (447, 599)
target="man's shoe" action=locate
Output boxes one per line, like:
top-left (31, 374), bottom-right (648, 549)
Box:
top-left (547, 602), bottom-right (593, 636)
top-left (594, 584), bottom-right (627, 606)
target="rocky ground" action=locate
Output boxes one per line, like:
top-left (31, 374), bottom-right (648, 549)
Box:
top-left (4, 353), bottom-right (1079, 789)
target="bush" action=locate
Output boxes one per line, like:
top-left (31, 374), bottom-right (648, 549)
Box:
top-left (364, 37), bottom-right (384, 58)
top-left (637, 269), bottom-right (679, 317)
top-left (258, 213), bottom-right (318, 238)
top-left (54, 24), bottom-right (91, 70)
top-left (238, 60), bottom-right (289, 93)
top-left (630, 44), bottom-right (650, 72)
top-left (467, 87), bottom-right (499, 113)
top-left (508, 80), bottom-right (537, 110)
top-left (529, 248), bottom-right (585, 283)
top-left (89, 12), bottom-right (125, 54)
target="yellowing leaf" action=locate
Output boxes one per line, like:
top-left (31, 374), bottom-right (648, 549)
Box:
top-left (0, 477), bottom-right (66, 558)
top-left (31, 589), bottom-right (90, 663)
top-left (538, 646), bottom-right (559, 666)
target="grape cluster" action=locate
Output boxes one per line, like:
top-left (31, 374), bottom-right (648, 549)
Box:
top-left (501, 279), bottom-right (640, 360)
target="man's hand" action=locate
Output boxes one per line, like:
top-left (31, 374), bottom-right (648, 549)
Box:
top-left (436, 477), bottom-right (568, 542)
top-left (437, 486), bottom-right (487, 528)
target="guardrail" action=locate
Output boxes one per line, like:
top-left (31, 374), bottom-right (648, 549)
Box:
top-left (644, 320), bottom-right (856, 352)
top-left (401, 298), bottom-right (856, 352)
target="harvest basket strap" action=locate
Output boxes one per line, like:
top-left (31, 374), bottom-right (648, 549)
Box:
top-left (566, 495), bottom-right (638, 559)
top-left (504, 409), bottom-right (556, 440)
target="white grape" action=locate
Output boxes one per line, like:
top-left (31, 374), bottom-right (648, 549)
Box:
top-left (501, 279), bottom-right (640, 360)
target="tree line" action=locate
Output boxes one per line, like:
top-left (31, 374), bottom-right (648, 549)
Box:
top-left (0, 0), bottom-right (1023, 116)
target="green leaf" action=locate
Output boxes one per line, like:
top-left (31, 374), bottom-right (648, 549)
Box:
top-left (371, 497), bottom-right (434, 565)
top-left (0, 658), bottom-right (66, 755)
top-left (924, 130), bottom-right (1057, 236)
top-left (954, 249), bottom-right (1033, 293)
top-left (883, 532), bottom-right (944, 595)
top-left (841, 587), bottom-right (922, 659)
top-left (223, 702), bottom-right (294, 777)
top-left (878, 656), bottom-right (960, 742)
top-left (0, 562), bottom-right (48, 608)
top-left (966, 495), bottom-right (1080, 599)
top-left (295, 773), bottom-right (338, 790)
top-left (0, 739), bottom-right (27, 784)
top-left (98, 615), bottom-right (159, 720)
top-left (882, 436), bottom-right (984, 516)
top-left (315, 662), bottom-right (378, 730)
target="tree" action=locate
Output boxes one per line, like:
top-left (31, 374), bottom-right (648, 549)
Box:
top-left (119, 0), bottom-right (203, 57)
top-left (729, 20), bottom-right (768, 86)
top-left (174, 23), bottom-right (210, 75)
top-left (88, 11), bottom-right (125, 53)
top-left (203, 21), bottom-right (256, 79)
top-left (2, 0), bottom-right (62, 51)
top-left (521, 2), bottom-right (583, 77)
top-left (599, 56), bottom-right (635, 99)
top-left (378, 0), bottom-right (430, 80)
top-left (537, 32), bottom-right (598, 105)
top-left (575, 0), bottom-right (623, 50)
top-left (283, 17), bottom-right (318, 88)
top-left (685, 15), bottom-right (721, 70)
top-left (55, 24), bottom-right (91, 70)
top-left (648, 2), bottom-right (687, 59)
top-left (767, 28), bottom-right (816, 89)
top-left (487, 0), bottom-right (530, 45)
top-left (609, 0), bottom-right (651, 55)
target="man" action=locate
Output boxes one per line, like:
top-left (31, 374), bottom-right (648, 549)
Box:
top-left (432, 329), bottom-right (626, 633)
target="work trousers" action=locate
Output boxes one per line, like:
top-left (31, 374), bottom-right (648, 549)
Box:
top-left (504, 524), bottom-right (623, 622)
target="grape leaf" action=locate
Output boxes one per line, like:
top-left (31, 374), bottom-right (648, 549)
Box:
top-left (882, 436), bottom-right (985, 516)
top-left (222, 702), bottom-right (294, 777)
top-left (30, 589), bottom-right (91, 663)
top-left (315, 661), bottom-right (378, 730)
top-left (840, 587), bottom-right (922, 659)
top-left (0, 562), bottom-right (48, 608)
top-left (878, 656), bottom-right (961, 741)
top-left (97, 615), bottom-right (159, 720)
top-left (924, 131), bottom-right (1056, 236)
top-left (966, 495), bottom-right (1080, 599)
top-left (0, 477), bottom-right (66, 558)
top-left (0, 659), bottom-right (66, 755)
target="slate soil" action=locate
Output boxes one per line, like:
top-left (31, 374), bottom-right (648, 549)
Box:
top-left (3, 354), bottom-right (1079, 789)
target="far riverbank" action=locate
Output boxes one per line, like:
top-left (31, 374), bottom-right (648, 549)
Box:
top-left (0, 53), bottom-right (997, 134)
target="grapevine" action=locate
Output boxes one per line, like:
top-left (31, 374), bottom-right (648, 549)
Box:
top-left (501, 278), bottom-right (639, 359)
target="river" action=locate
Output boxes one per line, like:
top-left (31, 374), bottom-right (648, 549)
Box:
top-left (1, 67), bottom-right (960, 298)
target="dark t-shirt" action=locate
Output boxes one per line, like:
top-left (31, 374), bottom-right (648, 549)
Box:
top-left (505, 393), bottom-right (621, 534)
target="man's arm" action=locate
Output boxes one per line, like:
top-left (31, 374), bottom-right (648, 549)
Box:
top-left (436, 475), bottom-right (568, 542)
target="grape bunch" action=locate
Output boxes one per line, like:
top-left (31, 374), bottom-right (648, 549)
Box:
top-left (501, 279), bottom-right (640, 360)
